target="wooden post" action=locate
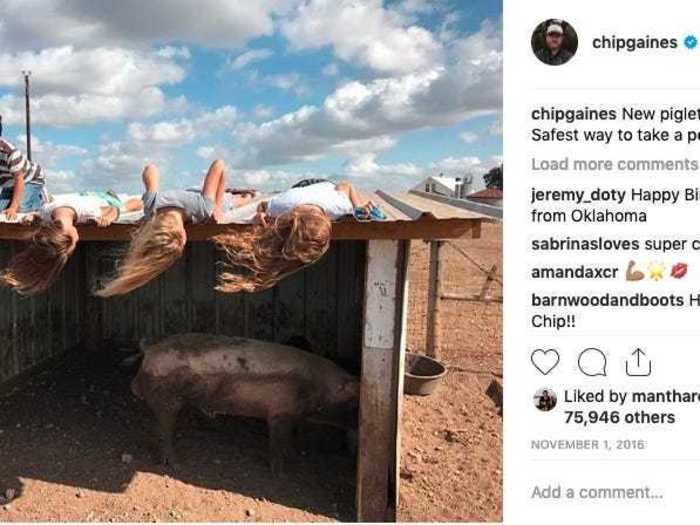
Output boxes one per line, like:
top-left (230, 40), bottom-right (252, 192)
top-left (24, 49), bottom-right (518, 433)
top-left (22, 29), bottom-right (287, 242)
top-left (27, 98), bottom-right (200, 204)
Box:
top-left (426, 240), bottom-right (443, 358)
top-left (357, 240), bottom-right (409, 522)
top-left (391, 241), bottom-right (409, 515)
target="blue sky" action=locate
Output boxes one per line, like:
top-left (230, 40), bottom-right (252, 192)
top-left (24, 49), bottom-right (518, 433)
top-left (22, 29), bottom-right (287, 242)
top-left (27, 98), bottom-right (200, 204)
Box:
top-left (0, 0), bottom-right (502, 194)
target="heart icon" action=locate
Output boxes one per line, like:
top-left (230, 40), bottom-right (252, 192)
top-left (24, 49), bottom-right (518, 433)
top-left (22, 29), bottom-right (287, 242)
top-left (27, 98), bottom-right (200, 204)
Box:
top-left (530, 348), bottom-right (560, 375)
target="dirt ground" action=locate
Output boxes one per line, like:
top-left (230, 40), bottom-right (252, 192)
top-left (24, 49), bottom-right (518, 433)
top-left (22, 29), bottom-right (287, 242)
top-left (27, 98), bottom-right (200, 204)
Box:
top-left (399, 222), bottom-right (503, 522)
top-left (0, 223), bottom-right (502, 522)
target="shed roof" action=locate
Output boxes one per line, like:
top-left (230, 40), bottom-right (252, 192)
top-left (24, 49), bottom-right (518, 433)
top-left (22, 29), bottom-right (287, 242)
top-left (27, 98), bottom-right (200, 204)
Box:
top-left (0, 190), bottom-right (489, 241)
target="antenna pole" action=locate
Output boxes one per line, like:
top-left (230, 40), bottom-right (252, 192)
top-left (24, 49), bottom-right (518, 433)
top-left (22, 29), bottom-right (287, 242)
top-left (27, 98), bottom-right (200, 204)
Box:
top-left (22, 71), bottom-right (31, 160)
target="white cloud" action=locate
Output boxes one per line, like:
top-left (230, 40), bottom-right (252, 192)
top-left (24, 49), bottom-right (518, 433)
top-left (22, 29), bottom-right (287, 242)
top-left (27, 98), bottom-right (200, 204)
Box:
top-left (259, 72), bottom-right (309, 97)
top-left (330, 135), bottom-right (397, 158)
top-left (345, 153), bottom-right (419, 177)
top-left (232, 168), bottom-right (315, 188)
top-left (76, 139), bottom-right (176, 192)
top-left (322, 63), bottom-right (339, 76)
top-left (0, 46), bottom-right (186, 97)
top-left (156, 46), bottom-right (192, 60)
top-left (128, 120), bottom-right (194, 145)
top-left (459, 131), bottom-right (478, 143)
top-left (15, 135), bottom-right (87, 166)
top-left (236, 20), bottom-right (501, 167)
top-left (344, 153), bottom-right (499, 191)
top-left (254, 104), bottom-right (275, 119)
top-left (0, 88), bottom-right (174, 127)
top-left (436, 10), bottom-right (461, 43)
top-left (229, 48), bottom-right (274, 70)
top-left (0, 46), bottom-right (189, 126)
top-left (44, 169), bottom-right (80, 193)
top-left (282, 0), bottom-right (442, 74)
top-left (489, 116), bottom-right (502, 136)
top-left (194, 106), bottom-right (238, 131)
top-left (395, 0), bottom-right (436, 15)
top-left (11, 135), bottom-right (86, 192)
top-left (0, 0), bottom-right (294, 51)
top-left (127, 106), bottom-right (237, 145)
top-left (196, 146), bottom-right (216, 159)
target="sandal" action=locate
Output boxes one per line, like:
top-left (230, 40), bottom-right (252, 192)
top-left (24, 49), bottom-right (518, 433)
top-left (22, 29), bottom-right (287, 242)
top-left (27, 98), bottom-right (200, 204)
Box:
top-left (353, 207), bottom-right (371, 222)
top-left (368, 204), bottom-right (387, 221)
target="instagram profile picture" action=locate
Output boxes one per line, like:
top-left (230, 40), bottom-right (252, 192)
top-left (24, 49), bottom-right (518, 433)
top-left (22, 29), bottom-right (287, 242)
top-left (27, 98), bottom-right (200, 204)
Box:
top-left (531, 19), bottom-right (578, 66)
top-left (534, 388), bottom-right (557, 412)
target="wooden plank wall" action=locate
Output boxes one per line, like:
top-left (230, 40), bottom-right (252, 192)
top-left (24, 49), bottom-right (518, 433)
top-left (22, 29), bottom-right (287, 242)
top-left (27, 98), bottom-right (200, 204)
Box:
top-left (0, 242), bottom-right (85, 384)
top-left (81, 240), bottom-right (366, 368)
top-left (0, 240), bottom-right (366, 385)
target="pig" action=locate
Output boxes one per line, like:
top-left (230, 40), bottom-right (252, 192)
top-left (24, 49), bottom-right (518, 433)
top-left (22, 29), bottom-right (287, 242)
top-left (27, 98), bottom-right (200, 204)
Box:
top-left (130, 333), bottom-right (359, 473)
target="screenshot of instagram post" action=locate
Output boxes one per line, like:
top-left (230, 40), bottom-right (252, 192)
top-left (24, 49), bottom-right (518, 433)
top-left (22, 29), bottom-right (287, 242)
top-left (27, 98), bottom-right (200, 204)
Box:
top-left (0, 1), bottom-right (504, 524)
top-left (506, 1), bottom-right (700, 524)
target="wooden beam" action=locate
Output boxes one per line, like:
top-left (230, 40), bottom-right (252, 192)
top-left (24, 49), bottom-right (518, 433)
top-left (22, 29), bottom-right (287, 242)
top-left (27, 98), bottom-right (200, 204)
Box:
top-left (0, 217), bottom-right (479, 242)
top-left (440, 292), bottom-right (503, 304)
top-left (426, 240), bottom-right (443, 359)
top-left (357, 240), bottom-right (409, 522)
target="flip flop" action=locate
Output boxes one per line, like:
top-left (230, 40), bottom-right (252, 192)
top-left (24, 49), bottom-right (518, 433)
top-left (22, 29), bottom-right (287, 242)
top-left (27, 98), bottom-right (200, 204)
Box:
top-left (368, 204), bottom-right (387, 221)
top-left (353, 207), bottom-right (371, 222)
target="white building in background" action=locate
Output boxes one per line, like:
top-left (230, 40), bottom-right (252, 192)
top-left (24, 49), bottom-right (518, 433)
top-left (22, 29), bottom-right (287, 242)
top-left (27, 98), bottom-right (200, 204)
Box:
top-left (412, 174), bottom-right (476, 199)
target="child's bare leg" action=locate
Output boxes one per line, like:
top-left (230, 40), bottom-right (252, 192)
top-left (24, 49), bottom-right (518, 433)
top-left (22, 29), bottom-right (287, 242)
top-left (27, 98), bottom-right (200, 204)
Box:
top-left (335, 181), bottom-right (371, 208)
top-left (142, 164), bottom-right (160, 193)
top-left (123, 197), bottom-right (144, 212)
top-left (201, 159), bottom-right (226, 204)
top-left (215, 170), bottom-right (226, 208)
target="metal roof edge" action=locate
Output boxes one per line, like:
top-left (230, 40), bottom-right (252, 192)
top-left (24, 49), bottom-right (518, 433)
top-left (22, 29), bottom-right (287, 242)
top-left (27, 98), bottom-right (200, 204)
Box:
top-left (408, 190), bottom-right (502, 219)
top-left (375, 190), bottom-right (430, 220)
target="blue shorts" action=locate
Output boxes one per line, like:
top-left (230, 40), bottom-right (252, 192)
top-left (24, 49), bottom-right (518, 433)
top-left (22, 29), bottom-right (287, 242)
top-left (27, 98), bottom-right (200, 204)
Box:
top-left (0, 182), bottom-right (47, 213)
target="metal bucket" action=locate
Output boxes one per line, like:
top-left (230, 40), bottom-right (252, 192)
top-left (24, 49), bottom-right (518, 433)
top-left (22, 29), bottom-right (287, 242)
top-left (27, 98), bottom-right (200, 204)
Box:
top-left (404, 352), bottom-right (447, 396)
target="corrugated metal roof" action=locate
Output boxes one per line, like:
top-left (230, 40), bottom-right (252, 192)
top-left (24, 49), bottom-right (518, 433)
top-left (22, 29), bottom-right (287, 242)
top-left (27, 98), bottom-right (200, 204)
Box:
top-left (409, 189), bottom-right (502, 219)
top-left (0, 190), bottom-right (490, 241)
top-left (376, 191), bottom-right (488, 221)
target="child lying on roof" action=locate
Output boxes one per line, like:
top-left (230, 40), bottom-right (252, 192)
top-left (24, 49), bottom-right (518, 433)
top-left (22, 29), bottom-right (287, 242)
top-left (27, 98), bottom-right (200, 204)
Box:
top-left (95, 160), bottom-right (228, 297)
top-left (0, 192), bottom-right (143, 295)
top-left (254, 180), bottom-right (385, 226)
top-left (212, 179), bottom-right (385, 294)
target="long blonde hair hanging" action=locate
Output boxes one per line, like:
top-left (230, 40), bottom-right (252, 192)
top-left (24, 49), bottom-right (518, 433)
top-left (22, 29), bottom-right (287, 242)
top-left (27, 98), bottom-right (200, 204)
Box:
top-left (95, 210), bottom-right (185, 297)
top-left (0, 224), bottom-right (74, 296)
top-left (214, 206), bottom-right (331, 293)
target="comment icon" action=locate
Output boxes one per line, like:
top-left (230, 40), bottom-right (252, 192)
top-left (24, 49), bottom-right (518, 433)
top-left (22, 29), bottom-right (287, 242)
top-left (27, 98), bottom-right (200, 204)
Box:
top-left (577, 347), bottom-right (607, 377)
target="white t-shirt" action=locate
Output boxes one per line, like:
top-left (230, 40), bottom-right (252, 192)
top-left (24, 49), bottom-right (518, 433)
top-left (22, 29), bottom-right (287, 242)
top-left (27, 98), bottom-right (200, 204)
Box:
top-left (267, 182), bottom-right (353, 220)
top-left (39, 194), bottom-right (112, 224)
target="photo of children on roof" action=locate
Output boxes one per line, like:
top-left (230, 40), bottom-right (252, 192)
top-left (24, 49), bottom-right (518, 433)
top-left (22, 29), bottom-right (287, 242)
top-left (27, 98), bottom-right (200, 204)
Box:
top-left (0, 1), bottom-right (503, 522)
top-left (531, 19), bottom-right (578, 66)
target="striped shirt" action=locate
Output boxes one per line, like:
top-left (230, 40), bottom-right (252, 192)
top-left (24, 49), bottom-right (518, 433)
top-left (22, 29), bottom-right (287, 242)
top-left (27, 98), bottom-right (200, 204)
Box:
top-left (0, 138), bottom-right (44, 188)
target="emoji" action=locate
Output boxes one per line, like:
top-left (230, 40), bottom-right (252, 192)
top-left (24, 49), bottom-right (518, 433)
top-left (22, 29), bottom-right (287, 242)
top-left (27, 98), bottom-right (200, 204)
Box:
top-left (625, 260), bottom-right (644, 281)
top-left (671, 262), bottom-right (688, 279)
top-left (648, 261), bottom-right (665, 281)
